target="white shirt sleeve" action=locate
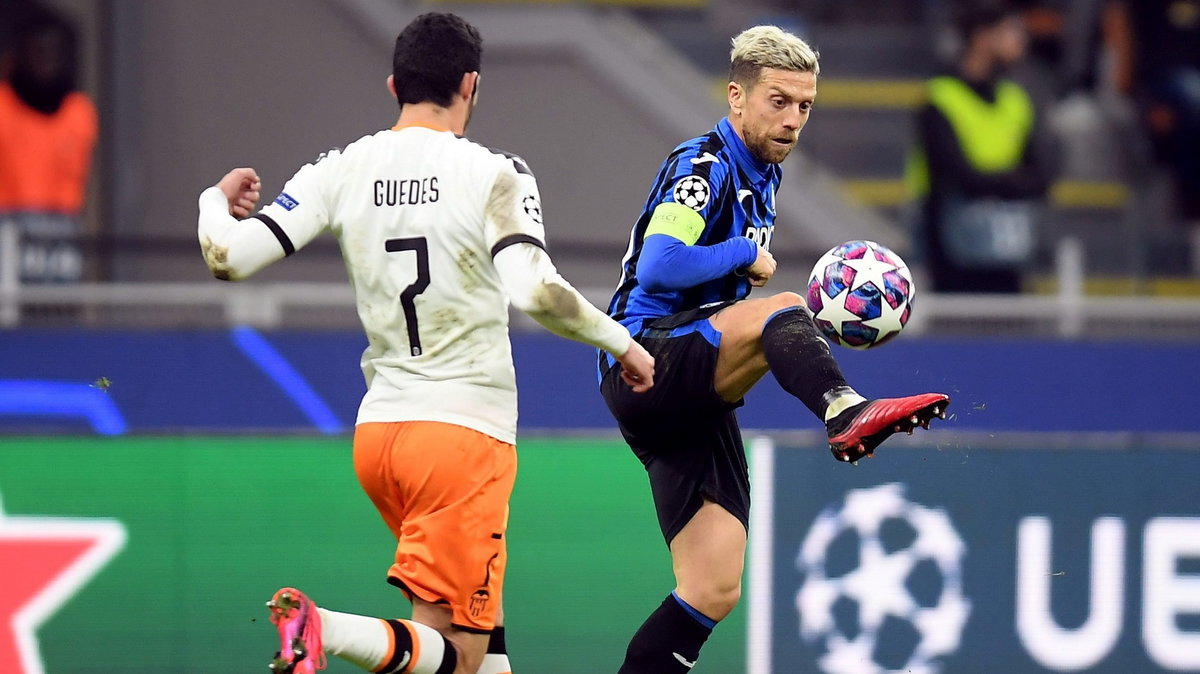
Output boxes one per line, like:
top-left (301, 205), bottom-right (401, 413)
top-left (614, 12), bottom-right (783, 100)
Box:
top-left (483, 158), bottom-right (629, 355)
top-left (494, 242), bottom-right (632, 356)
top-left (483, 159), bottom-right (546, 253)
top-left (197, 156), bottom-right (334, 280)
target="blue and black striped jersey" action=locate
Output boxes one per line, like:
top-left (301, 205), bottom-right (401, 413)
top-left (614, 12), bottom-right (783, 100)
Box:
top-left (606, 117), bottom-right (782, 334)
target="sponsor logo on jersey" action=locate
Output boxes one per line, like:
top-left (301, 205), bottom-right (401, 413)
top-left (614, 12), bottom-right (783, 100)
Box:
top-left (690, 152), bottom-right (720, 165)
top-left (273, 192), bottom-right (300, 211)
top-left (744, 224), bottom-right (774, 249)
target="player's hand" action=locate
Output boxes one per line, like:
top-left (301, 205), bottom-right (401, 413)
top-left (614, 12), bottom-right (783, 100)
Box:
top-left (746, 245), bottom-right (776, 287)
top-left (615, 339), bottom-right (655, 393)
top-left (216, 168), bottom-right (262, 219)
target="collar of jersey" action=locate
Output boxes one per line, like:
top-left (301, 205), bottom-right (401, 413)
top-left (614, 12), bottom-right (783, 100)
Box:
top-left (716, 117), bottom-right (776, 186)
top-left (391, 122), bottom-right (452, 132)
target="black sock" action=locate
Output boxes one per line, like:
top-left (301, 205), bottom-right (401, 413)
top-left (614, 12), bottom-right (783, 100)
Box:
top-left (761, 306), bottom-right (851, 419)
top-left (487, 626), bottom-right (507, 656)
top-left (618, 594), bottom-right (714, 674)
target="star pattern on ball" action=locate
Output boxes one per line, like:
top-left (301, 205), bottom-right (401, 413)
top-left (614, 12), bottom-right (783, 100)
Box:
top-left (841, 253), bottom-right (900, 294)
top-left (812, 283), bottom-right (866, 341)
top-left (861, 297), bottom-right (907, 344)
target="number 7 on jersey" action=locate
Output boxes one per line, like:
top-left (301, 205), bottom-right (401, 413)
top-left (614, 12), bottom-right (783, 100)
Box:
top-left (385, 237), bottom-right (431, 356)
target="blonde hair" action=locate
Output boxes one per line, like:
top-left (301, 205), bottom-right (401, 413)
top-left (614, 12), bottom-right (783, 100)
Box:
top-left (729, 25), bottom-right (819, 85)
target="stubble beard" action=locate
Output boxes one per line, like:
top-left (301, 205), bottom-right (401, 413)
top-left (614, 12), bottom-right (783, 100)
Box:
top-left (746, 128), bottom-right (795, 165)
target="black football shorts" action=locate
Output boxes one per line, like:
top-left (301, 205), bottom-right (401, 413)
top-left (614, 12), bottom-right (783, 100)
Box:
top-left (600, 303), bottom-right (751, 544)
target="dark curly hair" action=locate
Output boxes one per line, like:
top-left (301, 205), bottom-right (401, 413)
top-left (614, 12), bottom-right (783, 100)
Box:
top-left (392, 12), bottom-right (483, 109)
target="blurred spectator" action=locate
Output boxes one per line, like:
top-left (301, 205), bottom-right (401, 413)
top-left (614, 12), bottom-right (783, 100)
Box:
top-left (907, 1), bottom-right (1058, 293)
top-left (1108, 0), bottom-right (1200, 266)
top-left (0, 2), bottom-right (97, 284)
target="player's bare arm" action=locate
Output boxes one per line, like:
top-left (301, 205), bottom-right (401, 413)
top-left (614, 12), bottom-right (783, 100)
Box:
top-left (615, 340), bottom-right (655, 393)
top-left (745, 244), bottom-right (776, 287)
top-left (216, 167), bottom-right (262, 218)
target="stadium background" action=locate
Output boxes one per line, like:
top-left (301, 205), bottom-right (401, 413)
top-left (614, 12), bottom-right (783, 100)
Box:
top-left (3, 1), bottom-right (1200, 673)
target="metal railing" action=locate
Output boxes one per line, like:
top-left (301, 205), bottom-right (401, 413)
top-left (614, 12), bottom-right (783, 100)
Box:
top-left (2, 222), bottom-right (1198, 338)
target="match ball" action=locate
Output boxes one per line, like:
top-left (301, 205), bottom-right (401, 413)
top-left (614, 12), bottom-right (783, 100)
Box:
top-left (806, 240), bottom-right (914, 349)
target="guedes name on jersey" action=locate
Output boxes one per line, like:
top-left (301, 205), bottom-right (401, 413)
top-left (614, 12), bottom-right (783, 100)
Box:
top-left (373, 177), bottom-right (439, 207)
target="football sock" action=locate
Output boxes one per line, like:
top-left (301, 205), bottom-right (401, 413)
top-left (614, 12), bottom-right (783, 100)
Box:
top-left (760, 306), bottom-right (864, 420)
top-left (617, 593), bottom-right (714, 673)
top-left (823, 388), bottom-right (867, 422)
top-left (316, 608), bottom-right (390, 670)
top-left (316, 609), bottom-right (458, 674)
top-left (477, 626), bottom-right (512, 674)
top-left (380, 619), bottom-right (458, 674)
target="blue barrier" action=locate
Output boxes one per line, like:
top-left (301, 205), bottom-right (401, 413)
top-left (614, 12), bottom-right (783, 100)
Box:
top-left (0, 330), bottom-right (1197, 433)
top-left (228, 326), bottom-right (344, 434)
top-left (0, 379), bottom-right (127, 434)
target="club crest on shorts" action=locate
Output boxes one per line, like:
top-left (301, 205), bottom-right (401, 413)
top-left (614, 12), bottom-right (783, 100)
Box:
top-left (469, 588), bottom-right (490, 618)
top-left (673, 175), bottom-right (710, 211)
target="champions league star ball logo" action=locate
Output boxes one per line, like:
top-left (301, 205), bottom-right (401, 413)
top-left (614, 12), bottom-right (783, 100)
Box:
top-left (795, 484), bottom-right (971, 674)
top-left (522, 195), bottom-right (543, 226)
top-left (673, 175), bottom-right (710, 211)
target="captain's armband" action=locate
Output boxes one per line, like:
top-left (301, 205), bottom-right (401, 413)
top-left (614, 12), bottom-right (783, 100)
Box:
top-left (644, 202), bottom-right (706, 246)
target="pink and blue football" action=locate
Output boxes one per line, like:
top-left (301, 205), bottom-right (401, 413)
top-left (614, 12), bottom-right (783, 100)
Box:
top-left (806, 240), bottom-right (914, 349)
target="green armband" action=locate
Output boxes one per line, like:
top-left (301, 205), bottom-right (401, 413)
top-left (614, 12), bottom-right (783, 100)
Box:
top-left (644, 201), bottom-right (706, 246)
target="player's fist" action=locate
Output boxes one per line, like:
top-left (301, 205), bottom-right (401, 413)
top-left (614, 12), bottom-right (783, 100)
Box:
top-left (746, 245), bottom-right (776, 287)
top-left (615, 339), bottom-right (655, 393)
top-left (216, 168), bottom-right (262, 219)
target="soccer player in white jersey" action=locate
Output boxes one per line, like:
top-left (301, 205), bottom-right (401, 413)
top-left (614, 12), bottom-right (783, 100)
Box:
top-left (197, 13), bottom-right (654, 674)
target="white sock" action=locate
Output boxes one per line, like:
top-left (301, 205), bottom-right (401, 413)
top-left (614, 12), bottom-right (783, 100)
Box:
top-left (823, 391), bottom-right (867, 422)
top-left (317, 609), bottom-right (457, 673)
top-left (478, 653), bottom-right (512, 674)
top-left (399, 620), bottom-right (453, 674)
top-left (317, 608), bottom-right (390, 670)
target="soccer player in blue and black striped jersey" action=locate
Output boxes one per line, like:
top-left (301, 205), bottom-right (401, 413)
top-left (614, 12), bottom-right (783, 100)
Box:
top-left (599, 26), bottom-right (951, 673)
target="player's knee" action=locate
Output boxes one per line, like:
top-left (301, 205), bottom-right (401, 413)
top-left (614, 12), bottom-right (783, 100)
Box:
top-left (708, 582), bottom-right (742, 620)
top-left (453, 648), bottom-right (484, 674)
top-left (444, 632), bottom-right (488, 674)
top-left (688, 580), bottom-right (742, 620)
top-left (769, 290), bottom-right (805, 310)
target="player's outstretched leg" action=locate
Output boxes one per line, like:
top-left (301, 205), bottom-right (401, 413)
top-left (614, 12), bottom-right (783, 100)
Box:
top-left (713, 295), bottom-right (949, 462)
top-left (758, 304), bottom-right (950, 462)
top-left (266, 587), bottom-right (465, 673)
top-left (825, 393), bottom-right (950, 463)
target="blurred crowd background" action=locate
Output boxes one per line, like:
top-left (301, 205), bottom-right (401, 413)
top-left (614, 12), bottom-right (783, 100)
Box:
top-left (1, 0), bottom-right (1198, 333)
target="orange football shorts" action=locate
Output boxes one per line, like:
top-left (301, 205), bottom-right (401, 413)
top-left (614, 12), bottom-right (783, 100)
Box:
top-left (353, 421), bottom-right (516, 633)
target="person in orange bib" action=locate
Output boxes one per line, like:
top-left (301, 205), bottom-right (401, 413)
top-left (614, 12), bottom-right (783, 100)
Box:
top-left (0, 3), bottom-right (97, 283)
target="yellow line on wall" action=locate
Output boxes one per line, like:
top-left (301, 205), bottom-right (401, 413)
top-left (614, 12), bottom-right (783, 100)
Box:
top-left (1028, 276), bottom-right (1200, 296)
top-left (710, 77), bottom-right (926, 108)
top-left (842, 179), bottom-right (1129, 210)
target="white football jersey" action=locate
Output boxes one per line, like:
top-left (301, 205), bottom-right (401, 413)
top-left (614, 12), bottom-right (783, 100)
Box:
top-left (255, 126), bottom-right (548, 443)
